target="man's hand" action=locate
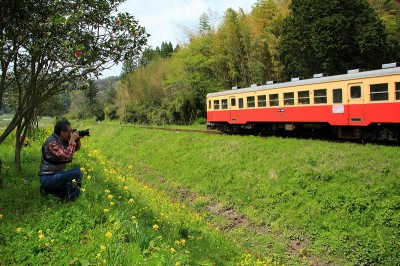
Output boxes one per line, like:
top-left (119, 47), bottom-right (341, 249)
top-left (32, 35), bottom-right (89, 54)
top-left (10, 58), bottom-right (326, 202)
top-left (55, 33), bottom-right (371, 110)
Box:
top-left (70, 131), bottom-right (80, 142)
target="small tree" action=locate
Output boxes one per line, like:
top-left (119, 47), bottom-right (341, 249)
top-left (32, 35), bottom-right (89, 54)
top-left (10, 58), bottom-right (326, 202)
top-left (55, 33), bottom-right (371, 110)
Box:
top-left (0, 0), bottom-right (149, 170)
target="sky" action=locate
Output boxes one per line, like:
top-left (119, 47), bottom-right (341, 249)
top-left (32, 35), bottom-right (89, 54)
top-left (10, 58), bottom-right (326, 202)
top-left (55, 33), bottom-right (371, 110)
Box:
top-left (101, 0), bottom-right (257, 77)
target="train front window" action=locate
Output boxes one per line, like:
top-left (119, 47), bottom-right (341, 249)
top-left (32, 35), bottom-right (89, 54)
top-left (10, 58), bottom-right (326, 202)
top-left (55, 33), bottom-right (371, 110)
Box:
top-left (247, 96), bottom-right (255, 108)
top-left (284, 92), bottom-right (294, 105)
top-left (213, 100), bottom-right (220, 110)
top-left (314, 89), bottom-right (327, 104)
top-left (395, 82), bottom-right (400, 100)
top-left (239, 98), bottom-right (244, 109)
top-left (351, 86), bottom-right (361, 99)
top-left (298, 91), bottom-right (310, 104)
top-left (258, 95), bottom-right (267, 107)
top-left (221, 99), bottom-right (228, 109)
top-left (269, 94), bottom-right (279, 106)
top-left (333, 89), bottom-right (342, 103)
top-left (370, 83), bottom-right (388, 101)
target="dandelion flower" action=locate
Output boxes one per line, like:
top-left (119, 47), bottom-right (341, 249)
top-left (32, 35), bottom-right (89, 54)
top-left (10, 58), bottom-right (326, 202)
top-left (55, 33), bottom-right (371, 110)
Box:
top-left (100, 245), bottom-right (106, 251)
top-left (45, 242), bottom-right (50, 247)
top-left (87, 175), bottom-right (92, 180)
top-left (109, 202), bottom-right (114, 206)
top-left (152, 224), bottom-right (159, 230)
top-left (107, 194), bottom-right (113, 199)
top-left (128, 165), bottom-right (133, 169)
top-left (128, 198), bottom-right (134, 203)
top-left (157, 235), bottom-right (163, 240)
top-left (105, 232), bottom-right (112, 238)
top-left (96, 253), bottom-right (101, 258)
top-left (170, 247), bottom-right (176, 253)
top-left (185, 250), bottom-right (190, 254)
top-left (38, 230), bottom-right (43, 234)
top-left (103, 209), bottom-right (109, 213)
top-left (81, 188), bottom-right (86, 192)
top-left (16, 227), bottom-right (22, 233)
top-left (175, 262), bottom-right (181, 266)
top-left (124, 186), bottom-right (128, 190)
top-left (38, 234), bottom-right (44, 240)
top-left (105, 189), bottom-right (110, 193)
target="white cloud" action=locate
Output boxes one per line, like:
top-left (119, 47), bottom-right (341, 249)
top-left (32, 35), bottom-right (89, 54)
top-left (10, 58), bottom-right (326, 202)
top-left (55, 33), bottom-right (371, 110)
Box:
top-left (101, 0), bottom-right (256, 77)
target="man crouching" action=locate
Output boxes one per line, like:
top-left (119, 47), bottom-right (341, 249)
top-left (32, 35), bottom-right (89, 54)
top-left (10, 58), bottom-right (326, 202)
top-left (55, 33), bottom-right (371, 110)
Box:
top-left (38, 119), bottom-right (84, 202)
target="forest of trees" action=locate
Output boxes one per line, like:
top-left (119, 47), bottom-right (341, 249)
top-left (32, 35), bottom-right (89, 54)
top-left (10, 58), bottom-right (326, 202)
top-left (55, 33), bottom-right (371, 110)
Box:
top-left (4, 0), bottom-right (399, 126)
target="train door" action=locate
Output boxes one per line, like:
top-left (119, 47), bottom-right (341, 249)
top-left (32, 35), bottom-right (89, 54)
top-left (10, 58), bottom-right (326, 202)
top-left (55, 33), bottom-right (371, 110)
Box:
top-left (347, 83), bottom-right (365, 125)
top-left (229, 96), bottom-right (238, 123)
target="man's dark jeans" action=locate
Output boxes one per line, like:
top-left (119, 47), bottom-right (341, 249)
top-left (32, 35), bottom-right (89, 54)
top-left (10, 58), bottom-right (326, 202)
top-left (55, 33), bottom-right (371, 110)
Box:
top-left (40, 168), bottom-right (83, 201)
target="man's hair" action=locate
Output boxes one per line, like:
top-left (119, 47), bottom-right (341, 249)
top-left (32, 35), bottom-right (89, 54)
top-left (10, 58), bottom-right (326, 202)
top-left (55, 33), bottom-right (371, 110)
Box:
top-left (54, 119), bottom-right (71, 135)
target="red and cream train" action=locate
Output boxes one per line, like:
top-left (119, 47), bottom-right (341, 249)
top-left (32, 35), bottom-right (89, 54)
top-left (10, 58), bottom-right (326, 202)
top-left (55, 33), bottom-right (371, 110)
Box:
top-left (206, 63), bottom-right (400, 142)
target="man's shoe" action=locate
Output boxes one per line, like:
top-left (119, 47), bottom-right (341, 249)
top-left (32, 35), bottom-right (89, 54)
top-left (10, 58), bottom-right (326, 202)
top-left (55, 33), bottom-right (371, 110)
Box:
top-left (40, 186), bottom-right (50, 197)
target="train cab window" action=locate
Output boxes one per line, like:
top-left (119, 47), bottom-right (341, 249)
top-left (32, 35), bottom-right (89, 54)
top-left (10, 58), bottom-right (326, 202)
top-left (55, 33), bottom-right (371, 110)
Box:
top-left (269, 94), bottom-right (279, 106)
top-left (396, 82), bottom-right (400, 100)
top-left (298, 91), bottom-right (310, 105)
top-left (213, 100), bottom-right (220, 110)
top-left (333, 88), bottom-right (342, 103)
top-left (208, 100), bottom-right (211, 109)
top-left (257, 95), bottom-right (267, 107)
top-left (239, 98), bottom-right (244, 109)
top-left (370, 83), bottom-right (388, 101)
top-left (350, 86), bottom-right (361, 99)
top-left (221, 99), bottom-right (228, 109)
top-left (284, 92), bottom-right (294, 105)
top-left (247, 96), bottom-right (255, 108)
top-left (314, 89), bottom-right (327, 104)
top-left (231, 98), bottom-right (236, 107)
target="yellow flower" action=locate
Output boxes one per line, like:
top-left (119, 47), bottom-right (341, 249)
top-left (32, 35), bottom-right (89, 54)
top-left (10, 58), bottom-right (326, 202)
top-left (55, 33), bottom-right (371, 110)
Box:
top-left (38, 234), bottom-right (44, 240)
top-left (102, 259), bottom-right (107, 264)
top-left (105, 232), bottom-right (112, 238)
top-left (175, 262), bottom-right (181, 266)
top-left (109, 202), bottom-right (114, 206)
top-left (81, 188), bottom-right (86, 192)
top-left (45, 242), bottom-right (50, 247)
top-left (107, 194), bottom-right (113, 199)
top-left (72, 179), bottom-right (77, 184)
top-left (180, 239), bottom-right (186, 245)
top-left (128, 165), bottom-right (134, 169)
top-left (80, 167), bottom-right (85, 172)
top-left (103, 209), bottom-right (109, 213)
top-left (128, 198), bottom-right (134, 203)
top-left (104, 189), bottom-right (110, 193)
top-left (16, 227), bottom-right (22, 233)
top-left (87, 175), bottom-right (92, 180)
top-left (185, 250), bottom-right (190, 254)
top-left (0, 214), bottom-right (3, 219)
top-left (100, 245), bottom-right (106, 251)
top-left (170, 247), bottom-right (176, 253)
top-left (152, 224), bottom-right (159, 230)
top-left (157, 235), bottom-right (163, 240)
top-left (124, 186), bottom-right (128, 190)
top-left (38, 230), bottom-right (43, 234)
top-left (96, 253), bottom-right (101, 258)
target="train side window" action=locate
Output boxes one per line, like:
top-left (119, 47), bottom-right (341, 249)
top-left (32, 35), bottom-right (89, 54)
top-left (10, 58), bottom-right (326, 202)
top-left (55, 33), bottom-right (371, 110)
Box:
top-left (208, 100), bottom-right (211, 109)
top-left (221, 99), bottom-right (228, 109)
top-left (257, 95), bottom-right (267, 107)
top-left (333, 88), bottom-right (342, 103)
top-left (239, 98), bottom-right (244, 109)
top-left (231, 98), bottom-right (236, 107)
top-left (396, 82), bottom-right (400, 100)
top-left (314, 89), bottom-right (327, 104)
top-left (247, 96), bottom-right (255, 108)
top-left (213, 100), bottom-right (220, 110)
top-left (269, 94), bottom-right (279, 106)
top-left (370, 83), bottom-right (388, 101)
top-left (350, 86), bottom-right (361, 99)
top-left (298, 91), bottom-right (310, 105)
top-left (284, 92), bottom-right (294, 105)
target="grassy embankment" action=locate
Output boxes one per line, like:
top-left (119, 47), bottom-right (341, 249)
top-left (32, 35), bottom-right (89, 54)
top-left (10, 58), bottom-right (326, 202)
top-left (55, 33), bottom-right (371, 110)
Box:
top-left (1, 121), bottom-right (308, 265)
top-left (1, 120), bottom-right (399, 265)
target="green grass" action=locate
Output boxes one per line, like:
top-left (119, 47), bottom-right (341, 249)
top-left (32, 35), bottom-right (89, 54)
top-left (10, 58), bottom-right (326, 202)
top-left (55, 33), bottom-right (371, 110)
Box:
top-left (75, 121), bottom-right (400, 265)
top-left (1, 121), bottom-right (399, 265)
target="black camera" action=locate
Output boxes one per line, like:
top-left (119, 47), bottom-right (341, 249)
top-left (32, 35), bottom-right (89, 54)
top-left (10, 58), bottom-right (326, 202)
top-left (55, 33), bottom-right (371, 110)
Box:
top-left (72, 129), bottom-right (90, 137)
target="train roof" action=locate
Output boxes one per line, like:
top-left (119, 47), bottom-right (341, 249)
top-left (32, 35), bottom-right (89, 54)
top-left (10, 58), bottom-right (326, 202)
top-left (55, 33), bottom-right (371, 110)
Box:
top-left (207, 65), bottom-right (400, 98)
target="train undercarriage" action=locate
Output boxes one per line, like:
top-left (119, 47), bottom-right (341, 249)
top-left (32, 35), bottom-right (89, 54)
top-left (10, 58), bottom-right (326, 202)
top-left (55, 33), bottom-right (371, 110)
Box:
top-left (207, 122), bottom-right (399, 143)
